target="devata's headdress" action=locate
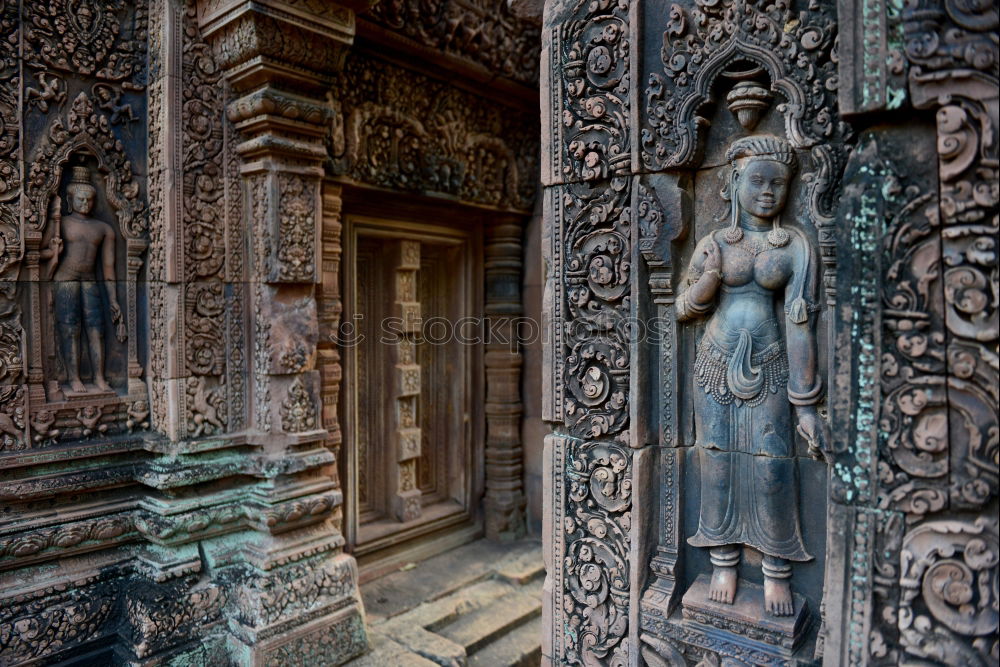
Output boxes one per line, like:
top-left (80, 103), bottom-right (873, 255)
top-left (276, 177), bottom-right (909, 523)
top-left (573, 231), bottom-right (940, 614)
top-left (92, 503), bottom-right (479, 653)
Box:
top-left (722, 135), bottom-right (797, 247)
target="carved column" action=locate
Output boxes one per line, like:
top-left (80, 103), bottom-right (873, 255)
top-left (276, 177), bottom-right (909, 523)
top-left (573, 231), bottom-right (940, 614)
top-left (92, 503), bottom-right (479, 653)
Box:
top-left (484, 219), bottom-right (528, 541)
top-left (485, 220), bottom-right (526, 541)
top-left (196, 1), bottom-right (367, 663)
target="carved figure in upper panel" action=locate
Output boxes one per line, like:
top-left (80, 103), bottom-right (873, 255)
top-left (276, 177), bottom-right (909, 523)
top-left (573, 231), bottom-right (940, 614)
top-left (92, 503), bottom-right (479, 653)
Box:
top-left (24, 0), bottom-right (148, 87)
top-left (41, 165), bottom-right (126, 395)
top-left (676, 135), bottom-right (828, 616)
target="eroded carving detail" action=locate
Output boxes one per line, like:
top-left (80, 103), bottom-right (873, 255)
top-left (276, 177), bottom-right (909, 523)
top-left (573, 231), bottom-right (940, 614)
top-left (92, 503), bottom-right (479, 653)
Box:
top-left (329, 52), bottom-right (537, 212)
top-left (365, 0), bottom-right (540, 85)
top-left (280, 377), bottom-right (317, 434)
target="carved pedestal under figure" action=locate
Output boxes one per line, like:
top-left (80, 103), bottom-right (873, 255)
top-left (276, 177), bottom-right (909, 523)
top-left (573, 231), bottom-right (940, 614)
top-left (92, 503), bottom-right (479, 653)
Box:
top-left (40, 166), bottom-right (126, 395)
top-left (676, 136), bottom-right (829, 619)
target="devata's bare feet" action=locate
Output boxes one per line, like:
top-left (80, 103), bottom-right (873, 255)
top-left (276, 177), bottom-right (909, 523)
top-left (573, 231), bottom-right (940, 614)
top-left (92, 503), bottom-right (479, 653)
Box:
top-left (708, 565), bottom-right (737, 604)
top-left (764, 577), bottom-right (794, 616)
top-left (68, 378), bottom-right (86, 393)
top-left (94, 376), bottom-right (112, 392)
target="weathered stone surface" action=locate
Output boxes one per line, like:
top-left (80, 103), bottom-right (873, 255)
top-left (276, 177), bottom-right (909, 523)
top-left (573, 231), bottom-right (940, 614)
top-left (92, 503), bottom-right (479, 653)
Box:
top-left (362, 539), bottom-right (544, 667)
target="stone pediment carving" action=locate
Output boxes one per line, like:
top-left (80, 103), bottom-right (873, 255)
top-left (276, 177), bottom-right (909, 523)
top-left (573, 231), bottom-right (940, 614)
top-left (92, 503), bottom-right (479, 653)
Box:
top-left (26, 92), bottom-right (146, 239)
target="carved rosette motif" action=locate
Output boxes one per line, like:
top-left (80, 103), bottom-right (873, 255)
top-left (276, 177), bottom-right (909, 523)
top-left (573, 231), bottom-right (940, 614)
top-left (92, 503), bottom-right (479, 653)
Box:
top-left (561, 179), bottom-right (632, 440)
top-left (544, 1), bottom-right (636, 662)
top-left (546, 0), bottom-right (630, 185)
top-left (875, 0), bottom-right (999, 661)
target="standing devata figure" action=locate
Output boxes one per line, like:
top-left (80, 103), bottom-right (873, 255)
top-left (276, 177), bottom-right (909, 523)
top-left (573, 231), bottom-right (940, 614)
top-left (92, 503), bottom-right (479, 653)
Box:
top-left (676, 135), bottom-right (828, 616)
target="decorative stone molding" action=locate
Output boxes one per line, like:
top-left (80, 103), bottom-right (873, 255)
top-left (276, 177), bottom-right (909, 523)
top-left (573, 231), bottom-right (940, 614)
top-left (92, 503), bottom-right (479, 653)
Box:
top-left (196, 0), bottom-right (355, 90)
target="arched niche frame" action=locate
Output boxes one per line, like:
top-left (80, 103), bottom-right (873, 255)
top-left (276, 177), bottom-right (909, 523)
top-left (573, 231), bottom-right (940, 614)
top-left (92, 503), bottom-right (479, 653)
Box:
top-left (22, 92), bottom-right (148, 438)
top-left (642, 0), bottom-right (849, 291)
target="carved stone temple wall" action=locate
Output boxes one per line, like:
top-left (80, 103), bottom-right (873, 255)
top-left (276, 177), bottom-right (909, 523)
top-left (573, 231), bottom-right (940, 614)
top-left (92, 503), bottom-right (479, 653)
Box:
top-left (0, 0), bottom-right (540, 664)
top-left (541, 0), bottom-right (997, 665)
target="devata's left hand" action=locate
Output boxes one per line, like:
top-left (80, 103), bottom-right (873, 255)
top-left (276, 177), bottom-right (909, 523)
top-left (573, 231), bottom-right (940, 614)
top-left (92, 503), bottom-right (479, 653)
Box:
top-left (796, 407), bottom-right (831, 464)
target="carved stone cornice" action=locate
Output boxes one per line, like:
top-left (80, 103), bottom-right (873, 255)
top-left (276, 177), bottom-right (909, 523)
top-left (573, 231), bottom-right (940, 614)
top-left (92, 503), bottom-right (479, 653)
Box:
top-left (196, 0), bottom-right (357, 90)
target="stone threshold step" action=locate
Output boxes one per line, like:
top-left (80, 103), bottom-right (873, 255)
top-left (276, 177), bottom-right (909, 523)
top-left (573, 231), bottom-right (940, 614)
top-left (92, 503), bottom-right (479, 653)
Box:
top-left (363, 539), bottom-right (542, 622)
top-left (468, 616), bottom-right (541, 667)
top-left (437, 589), bottom-right (542, 655)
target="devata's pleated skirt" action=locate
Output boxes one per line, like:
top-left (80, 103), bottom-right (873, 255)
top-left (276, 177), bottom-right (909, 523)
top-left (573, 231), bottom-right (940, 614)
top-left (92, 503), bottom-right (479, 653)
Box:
top-left (687, 339), bottom-right (812, 562)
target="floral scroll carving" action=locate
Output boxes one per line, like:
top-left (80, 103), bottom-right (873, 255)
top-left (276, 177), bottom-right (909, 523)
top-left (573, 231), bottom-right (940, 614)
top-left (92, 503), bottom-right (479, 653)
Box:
top-left (562, 440), bottom-right (632, 665)
top-left (0, 590), bottom-right (116, 664)
top-left (548, 0), bottom-right (630, 184)
top-left (899, 518), bottom-right (999, 664)
top-left (562, 179), bottom-right (631, 440)
top-left (643, 0), bottom-right (843, 169)
top-left (24, 0), bottom-right (148, 86)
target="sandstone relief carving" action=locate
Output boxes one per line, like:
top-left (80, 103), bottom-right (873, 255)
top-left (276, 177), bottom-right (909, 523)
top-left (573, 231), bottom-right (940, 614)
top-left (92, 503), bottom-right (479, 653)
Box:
top-left (41, 165), bottom-right (126, 396)
top-left (21, 89), bottom-right (149, 443)
top-left (543, 0), bottom-right (997, 662)
top-left (676, 135), bottom-right (827, 619)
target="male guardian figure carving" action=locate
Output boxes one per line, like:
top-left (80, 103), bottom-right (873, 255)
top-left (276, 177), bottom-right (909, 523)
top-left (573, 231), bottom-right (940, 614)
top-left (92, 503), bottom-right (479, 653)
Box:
top-left (40, 165), bottom-right (126, 394)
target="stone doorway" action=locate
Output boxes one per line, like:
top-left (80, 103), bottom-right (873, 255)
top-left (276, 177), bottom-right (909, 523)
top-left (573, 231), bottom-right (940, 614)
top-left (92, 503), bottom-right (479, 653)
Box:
top-left (341, 211), bottom-right (484, 572)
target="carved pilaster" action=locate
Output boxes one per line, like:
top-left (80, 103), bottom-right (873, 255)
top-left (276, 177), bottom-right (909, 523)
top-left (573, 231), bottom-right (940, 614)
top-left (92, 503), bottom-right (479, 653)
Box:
top-left (484, 220), bottom-right (527, 541)
top-left (198, 1), bottom-right (367, 662)
top-left (318, 184), bottom-right (344, 493)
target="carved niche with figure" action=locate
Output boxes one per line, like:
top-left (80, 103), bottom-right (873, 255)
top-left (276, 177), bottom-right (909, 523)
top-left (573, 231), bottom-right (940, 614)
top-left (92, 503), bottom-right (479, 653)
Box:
top-left (41, 165), bottom-right (127, 396)
top-left (676, 134), bottom-right (827, 620)
top-left (23, 90), bottom-right (148, 442)
top-left (542, 0), bottom-right (998, 663)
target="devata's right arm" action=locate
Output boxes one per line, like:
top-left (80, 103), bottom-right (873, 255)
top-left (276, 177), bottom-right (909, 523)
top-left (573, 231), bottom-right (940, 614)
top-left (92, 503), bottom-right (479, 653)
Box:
top-left (676, 233), bottom-right (722, 322)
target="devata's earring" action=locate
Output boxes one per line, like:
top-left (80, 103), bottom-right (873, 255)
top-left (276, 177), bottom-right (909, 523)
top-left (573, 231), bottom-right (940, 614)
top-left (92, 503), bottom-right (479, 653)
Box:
top-left (723, 169), bottom-right (743, 244)
top-left (768, 214), bottom-right (789, 247)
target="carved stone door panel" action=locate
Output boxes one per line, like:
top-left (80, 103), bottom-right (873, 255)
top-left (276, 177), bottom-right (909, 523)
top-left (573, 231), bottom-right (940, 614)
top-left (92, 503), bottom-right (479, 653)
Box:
top-left (342, 214), bottom-right (481, 567)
